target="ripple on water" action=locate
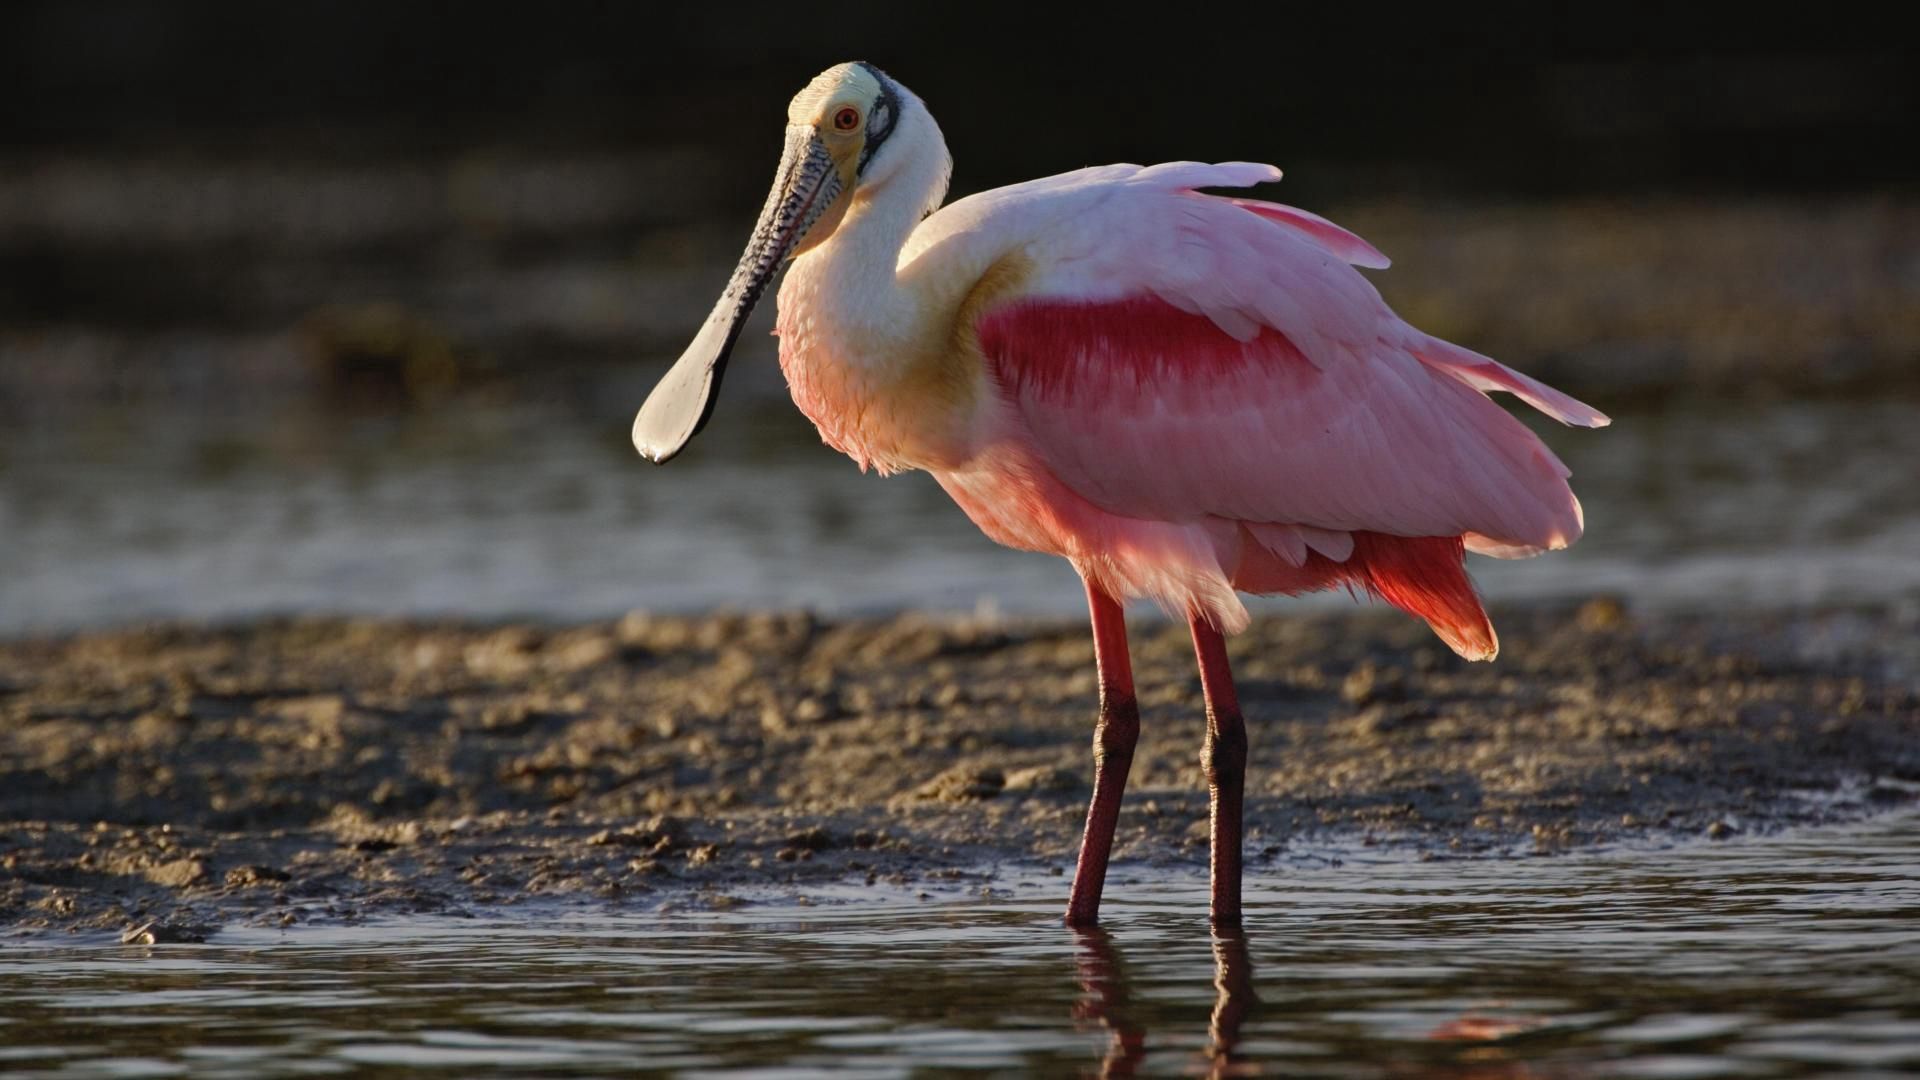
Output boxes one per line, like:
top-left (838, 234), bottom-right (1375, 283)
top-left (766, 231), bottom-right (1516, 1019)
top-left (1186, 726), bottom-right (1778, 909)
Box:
top-left (1, 814), bottom-right (1916, 1077)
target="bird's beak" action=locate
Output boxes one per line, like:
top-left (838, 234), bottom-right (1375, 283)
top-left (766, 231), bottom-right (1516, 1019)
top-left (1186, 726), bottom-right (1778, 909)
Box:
top-left (633, 125), bottom-right (843, 463)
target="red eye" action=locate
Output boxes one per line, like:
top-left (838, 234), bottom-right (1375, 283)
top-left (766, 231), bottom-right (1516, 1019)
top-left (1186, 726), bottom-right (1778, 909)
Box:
top-left (833, 107), bottom-right (860, 132)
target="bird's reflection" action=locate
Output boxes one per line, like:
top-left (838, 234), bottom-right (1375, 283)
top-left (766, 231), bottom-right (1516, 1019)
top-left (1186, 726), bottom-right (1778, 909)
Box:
top-left (1070, 925), bottom-right (1258, 1077)
top-left (1070, 925), bottom-right (1550, 1078)
top-left (1207, 929), bottom-right (1259, 1070)
top-left (1071, 927), bottom-right (1147, 1076)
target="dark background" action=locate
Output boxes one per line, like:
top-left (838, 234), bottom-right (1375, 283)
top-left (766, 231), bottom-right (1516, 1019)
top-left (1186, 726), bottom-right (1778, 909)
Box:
top-left (3, 2), bottom-right (1916, 633)
top-left (3, 3), bottom-right (1913, 201)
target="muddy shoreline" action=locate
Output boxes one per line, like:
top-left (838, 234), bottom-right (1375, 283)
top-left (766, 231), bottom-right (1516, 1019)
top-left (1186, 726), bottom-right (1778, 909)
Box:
top-left (3, 602), bottom-right (1916, 937)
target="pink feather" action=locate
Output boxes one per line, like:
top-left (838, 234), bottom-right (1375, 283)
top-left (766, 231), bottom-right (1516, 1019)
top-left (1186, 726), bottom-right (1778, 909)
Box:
top-left (935, 163), bottom-right (1606, 657)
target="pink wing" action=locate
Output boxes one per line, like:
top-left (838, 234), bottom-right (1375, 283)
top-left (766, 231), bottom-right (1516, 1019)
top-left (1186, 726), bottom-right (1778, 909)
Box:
top-left (972, 163), bottom-right (1608, 656)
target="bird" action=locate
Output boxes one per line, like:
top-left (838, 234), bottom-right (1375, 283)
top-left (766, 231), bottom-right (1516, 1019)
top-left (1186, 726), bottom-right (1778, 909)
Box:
top-left (633, 62), bottom-right (1608, 928)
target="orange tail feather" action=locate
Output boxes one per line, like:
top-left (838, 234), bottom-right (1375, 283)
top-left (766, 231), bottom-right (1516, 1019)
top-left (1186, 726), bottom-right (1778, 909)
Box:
top-left (1231, 530), bottom-right (1497, 660)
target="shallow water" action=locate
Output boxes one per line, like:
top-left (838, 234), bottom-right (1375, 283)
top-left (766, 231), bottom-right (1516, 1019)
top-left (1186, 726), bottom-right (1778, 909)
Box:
top-left (5, 391), bottom-right (1919, 636)
top-left (3, 816), bottom-right (1915, 1077)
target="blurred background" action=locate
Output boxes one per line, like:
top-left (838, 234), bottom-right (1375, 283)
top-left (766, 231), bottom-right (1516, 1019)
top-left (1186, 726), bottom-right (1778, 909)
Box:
top-left (2, 3), bottom-right (1915, 635)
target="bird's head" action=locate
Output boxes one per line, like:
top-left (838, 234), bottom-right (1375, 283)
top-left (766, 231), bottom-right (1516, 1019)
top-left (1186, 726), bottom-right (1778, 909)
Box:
top-left (632, 61), bottom-right (935, 464)
top-left (777, 61), bottom-right (912, 256)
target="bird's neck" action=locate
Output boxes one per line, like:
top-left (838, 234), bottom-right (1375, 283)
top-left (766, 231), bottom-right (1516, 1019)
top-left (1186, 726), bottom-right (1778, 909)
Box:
top-left (776, 132), bottom-right (979, 473)
top-left (781, 130), bottom-right (952, 360)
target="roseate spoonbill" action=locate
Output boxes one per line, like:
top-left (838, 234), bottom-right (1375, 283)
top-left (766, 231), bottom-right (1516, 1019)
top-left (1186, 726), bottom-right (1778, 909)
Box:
top-left (633, 62), bottom-right (1608, 927)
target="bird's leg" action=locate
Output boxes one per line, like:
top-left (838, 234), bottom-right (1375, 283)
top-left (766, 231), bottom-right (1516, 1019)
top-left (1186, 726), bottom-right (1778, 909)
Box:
top-left (1066, 580), bottom-right (1139, 927)
top-left (1189, 615), bottom-right (1248, 928)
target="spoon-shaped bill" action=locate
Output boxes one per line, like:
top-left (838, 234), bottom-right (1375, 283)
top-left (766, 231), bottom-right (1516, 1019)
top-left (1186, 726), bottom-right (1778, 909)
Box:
top-left (633, 127), bottom-right (843, 463)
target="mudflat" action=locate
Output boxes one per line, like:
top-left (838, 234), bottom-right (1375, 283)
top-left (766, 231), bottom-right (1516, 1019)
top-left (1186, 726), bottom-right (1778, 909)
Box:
top-left (3, 602), bottom-right (1915, 937)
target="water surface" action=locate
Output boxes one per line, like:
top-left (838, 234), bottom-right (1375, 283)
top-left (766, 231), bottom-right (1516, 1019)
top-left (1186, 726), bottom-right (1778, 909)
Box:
top-left (6, 392), bottom-right (1919, 636)
top-left (3, 815), bottom-right (1915, 1076)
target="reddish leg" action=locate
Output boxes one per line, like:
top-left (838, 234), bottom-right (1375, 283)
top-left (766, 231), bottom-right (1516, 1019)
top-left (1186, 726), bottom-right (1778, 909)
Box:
top-left (1066, 580), bottom-right (1140, 927)
top-left (1190, 615), bottom-right (1248, 927)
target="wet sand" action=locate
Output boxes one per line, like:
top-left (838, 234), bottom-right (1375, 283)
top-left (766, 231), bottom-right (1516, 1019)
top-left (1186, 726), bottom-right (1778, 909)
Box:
top-left (3, 602), bottom-right (1916, 937)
